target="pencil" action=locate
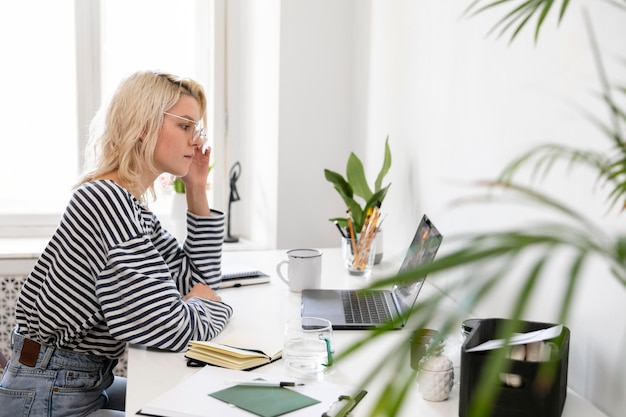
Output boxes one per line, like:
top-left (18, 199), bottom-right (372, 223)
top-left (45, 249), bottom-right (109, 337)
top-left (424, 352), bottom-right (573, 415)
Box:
top-left (356, 206), bottom-right (379, 269)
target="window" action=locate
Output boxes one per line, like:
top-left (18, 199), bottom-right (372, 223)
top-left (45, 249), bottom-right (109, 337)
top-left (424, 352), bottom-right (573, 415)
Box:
top-left (0, 2), bottom-right (78, 218)
top-left (100, 0), bottom-right (214, 122)
top-left (0, 0), bottom-right (220, 237)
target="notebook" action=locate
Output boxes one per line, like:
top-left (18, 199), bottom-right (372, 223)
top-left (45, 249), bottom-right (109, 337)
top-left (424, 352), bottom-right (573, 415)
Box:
top-left (301, 214), bottom-right (443, 330)
top-left (220, 263), bottom-right (270, 288)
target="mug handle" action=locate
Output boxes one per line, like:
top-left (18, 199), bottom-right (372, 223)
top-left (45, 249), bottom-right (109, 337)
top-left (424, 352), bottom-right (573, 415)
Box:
top-left (276, 260), bottom-right (290, 286)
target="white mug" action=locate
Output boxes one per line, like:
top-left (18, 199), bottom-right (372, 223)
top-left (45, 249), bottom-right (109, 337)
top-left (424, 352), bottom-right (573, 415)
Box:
top-left (276, 249), bottom-right (322, 292)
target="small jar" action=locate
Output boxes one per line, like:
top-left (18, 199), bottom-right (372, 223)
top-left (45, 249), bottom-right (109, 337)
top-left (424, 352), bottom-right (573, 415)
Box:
top-left (410, 329), bottom-right (440, 370)
top-left (418, 354), bottom-right (454, 402)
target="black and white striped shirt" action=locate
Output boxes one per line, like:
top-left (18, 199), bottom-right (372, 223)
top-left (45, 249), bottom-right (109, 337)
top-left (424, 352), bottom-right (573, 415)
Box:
top-left (16, 180), bottom-right (233, 359)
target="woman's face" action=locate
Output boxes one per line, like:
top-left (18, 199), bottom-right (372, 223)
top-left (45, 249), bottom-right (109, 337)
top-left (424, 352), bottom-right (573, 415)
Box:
top-left (153, 94), bottom-right (202, 177)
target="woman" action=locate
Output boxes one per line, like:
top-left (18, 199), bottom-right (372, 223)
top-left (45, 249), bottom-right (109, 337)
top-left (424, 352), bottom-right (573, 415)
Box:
top-left (0, 71), bottom-right (233, 416)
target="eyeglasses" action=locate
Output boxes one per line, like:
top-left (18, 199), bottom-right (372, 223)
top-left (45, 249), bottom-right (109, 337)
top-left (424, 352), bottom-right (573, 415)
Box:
top-left (163, 112), bottom-right (207, 147)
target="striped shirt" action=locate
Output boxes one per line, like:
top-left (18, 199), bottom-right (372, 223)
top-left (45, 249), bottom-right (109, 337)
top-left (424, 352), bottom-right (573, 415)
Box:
top-left (15, 180), bottom-right (233, 359)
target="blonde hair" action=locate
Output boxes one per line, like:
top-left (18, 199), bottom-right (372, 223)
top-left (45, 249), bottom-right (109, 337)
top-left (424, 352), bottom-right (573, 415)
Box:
top-left (78, 70), bottom-right (207, 203)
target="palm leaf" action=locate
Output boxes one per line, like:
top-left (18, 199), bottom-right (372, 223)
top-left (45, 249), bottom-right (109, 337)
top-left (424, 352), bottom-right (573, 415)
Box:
top-left (337, 181), bottom-right (624, 415)
top-left (556, 252), bottom-right (585, 323)
top-left (494, 12), bottom-right (626, 209)
top-left (464, 0), bottom-right (572, 43)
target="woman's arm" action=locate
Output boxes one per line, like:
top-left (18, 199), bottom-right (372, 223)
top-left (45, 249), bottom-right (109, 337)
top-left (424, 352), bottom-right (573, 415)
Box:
top-left (97, 236), bottom-right (233, 351)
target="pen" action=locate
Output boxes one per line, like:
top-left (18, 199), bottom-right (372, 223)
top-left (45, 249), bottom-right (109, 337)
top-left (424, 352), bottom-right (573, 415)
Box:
top-left (230, 380), bottom-right (305, 388)
top-left (333, 220), bottom-right (348, 238)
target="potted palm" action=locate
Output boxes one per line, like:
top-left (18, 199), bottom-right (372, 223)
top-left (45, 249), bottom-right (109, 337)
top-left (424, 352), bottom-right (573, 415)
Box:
top-left (324, 136), bottom-right (392, 263)
top-left (338, 2), bottom-right (626, 417)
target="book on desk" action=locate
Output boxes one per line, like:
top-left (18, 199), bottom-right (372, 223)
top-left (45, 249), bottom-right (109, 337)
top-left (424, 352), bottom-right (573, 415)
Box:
top-left (185, 339), bottom-right (282, 371)
top-left (185, 321), bottom-right (283, 371)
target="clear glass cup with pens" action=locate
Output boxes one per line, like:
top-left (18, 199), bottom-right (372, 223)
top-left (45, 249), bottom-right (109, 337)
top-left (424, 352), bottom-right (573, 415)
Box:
top-left (341, 236), bottom-right (376, 276)
top-left (339, 205), bottom-right (380, 276)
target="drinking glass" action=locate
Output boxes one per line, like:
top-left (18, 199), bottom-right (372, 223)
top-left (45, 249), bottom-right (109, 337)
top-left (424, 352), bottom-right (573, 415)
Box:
top-left (283, 317), bottom-right (334, 375)
top-left (341, 236), bottom-right (376, 276)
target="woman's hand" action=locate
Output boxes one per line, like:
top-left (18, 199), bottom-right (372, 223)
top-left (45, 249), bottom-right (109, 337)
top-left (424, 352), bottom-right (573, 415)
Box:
top-left (181, 146), bottom-right (211, 191)
top-left (181, 146), bottom-right (211, 216)
top-left (183, 283), bottom-right (222, 302)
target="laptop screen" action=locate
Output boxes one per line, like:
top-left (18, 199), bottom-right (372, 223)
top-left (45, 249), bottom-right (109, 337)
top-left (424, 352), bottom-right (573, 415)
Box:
top-left (392, 215), bottom-right (443, 318)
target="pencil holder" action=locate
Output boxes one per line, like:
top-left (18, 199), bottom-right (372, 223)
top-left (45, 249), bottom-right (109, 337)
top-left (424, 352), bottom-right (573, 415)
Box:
top-left (341, 236), bottom-right (376, 276)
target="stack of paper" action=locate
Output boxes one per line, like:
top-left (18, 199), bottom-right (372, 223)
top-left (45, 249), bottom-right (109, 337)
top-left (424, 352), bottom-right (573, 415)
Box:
top-left (138, 366), bottom-right (366, 417)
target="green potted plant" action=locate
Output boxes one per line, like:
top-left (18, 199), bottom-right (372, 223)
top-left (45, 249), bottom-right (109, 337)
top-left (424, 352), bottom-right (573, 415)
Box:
top-left (324, 136), bottom-right (391, 232)
top-left (324, 136), bottom-right (391, 264)
top-left (338, 3), bottom-right (626, 416)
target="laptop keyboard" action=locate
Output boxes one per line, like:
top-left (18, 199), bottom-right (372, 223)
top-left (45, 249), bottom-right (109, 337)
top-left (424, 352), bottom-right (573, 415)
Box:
top-left (342, 291), bottom-right (392, 324)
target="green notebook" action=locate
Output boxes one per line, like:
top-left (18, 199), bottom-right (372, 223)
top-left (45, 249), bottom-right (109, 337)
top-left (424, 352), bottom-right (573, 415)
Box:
top-left (209, 384), bottom-right (320, 417)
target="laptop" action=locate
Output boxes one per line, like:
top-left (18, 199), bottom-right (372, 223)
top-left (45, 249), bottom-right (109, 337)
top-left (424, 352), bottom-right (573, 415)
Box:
top-left (301, 214), bottom-right (442, 330)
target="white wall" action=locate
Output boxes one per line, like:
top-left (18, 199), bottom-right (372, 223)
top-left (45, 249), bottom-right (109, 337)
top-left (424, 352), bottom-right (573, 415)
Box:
top-left (373, 3), bottom-right (625, 416)
top-left (277, 0), bottom-right (362, 250)
top-left (225, 0), bottom-right (353, 250)
top-left (229, 1), bottom-right (626, 414)
top-left (224, 0), bottom-right (280, 248)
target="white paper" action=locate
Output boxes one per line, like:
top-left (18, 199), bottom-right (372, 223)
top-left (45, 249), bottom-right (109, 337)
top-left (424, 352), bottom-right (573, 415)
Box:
top-left (138, 365), bottom-right (363, 417)
top-left (465, 324), bottom-right (563, 352)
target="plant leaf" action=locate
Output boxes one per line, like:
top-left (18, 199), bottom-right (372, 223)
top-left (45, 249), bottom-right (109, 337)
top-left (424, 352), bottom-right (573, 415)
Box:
top-left (374, 136), bottom-right (392, 191)
top-left (173, 178), bottom-right (186, 193)
top-left (324, 169), bottom-right (353, 200)
top-left (365, 184), bottom-right (391, 214)
top-left (346, 152), bottom-right (373, 201)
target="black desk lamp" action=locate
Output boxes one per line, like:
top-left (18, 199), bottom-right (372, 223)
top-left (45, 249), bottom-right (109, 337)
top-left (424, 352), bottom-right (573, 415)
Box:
top-left (224, 161), bottom-right (241, 243)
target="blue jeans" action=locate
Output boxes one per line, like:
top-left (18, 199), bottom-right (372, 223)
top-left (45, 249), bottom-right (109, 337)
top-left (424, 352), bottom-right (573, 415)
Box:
top-left (0, 330), bottom-right (125, 417)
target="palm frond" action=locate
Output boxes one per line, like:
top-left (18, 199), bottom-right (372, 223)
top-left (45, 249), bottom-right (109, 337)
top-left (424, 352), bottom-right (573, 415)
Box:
top-left (556, 252), bottom-right (585, 323)
top-left (464, 0), bottom-right (571, 43)
top-left (337, 181), bottom-right (625, 415)
top-left (346, 3), bottom-right (626, 415)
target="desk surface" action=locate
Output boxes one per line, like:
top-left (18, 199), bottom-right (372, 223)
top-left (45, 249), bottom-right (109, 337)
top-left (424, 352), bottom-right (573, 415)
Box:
top-left (126, 248), bottom-right (607, 417)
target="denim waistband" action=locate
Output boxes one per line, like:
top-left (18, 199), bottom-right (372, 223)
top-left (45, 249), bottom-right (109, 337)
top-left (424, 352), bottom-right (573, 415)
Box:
top-left (11, 329), bottom-right (113, 372)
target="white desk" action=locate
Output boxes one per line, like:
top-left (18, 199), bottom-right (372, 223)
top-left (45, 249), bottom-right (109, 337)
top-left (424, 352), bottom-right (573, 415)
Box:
top-left (126, 249), bottom-right (607, 416)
